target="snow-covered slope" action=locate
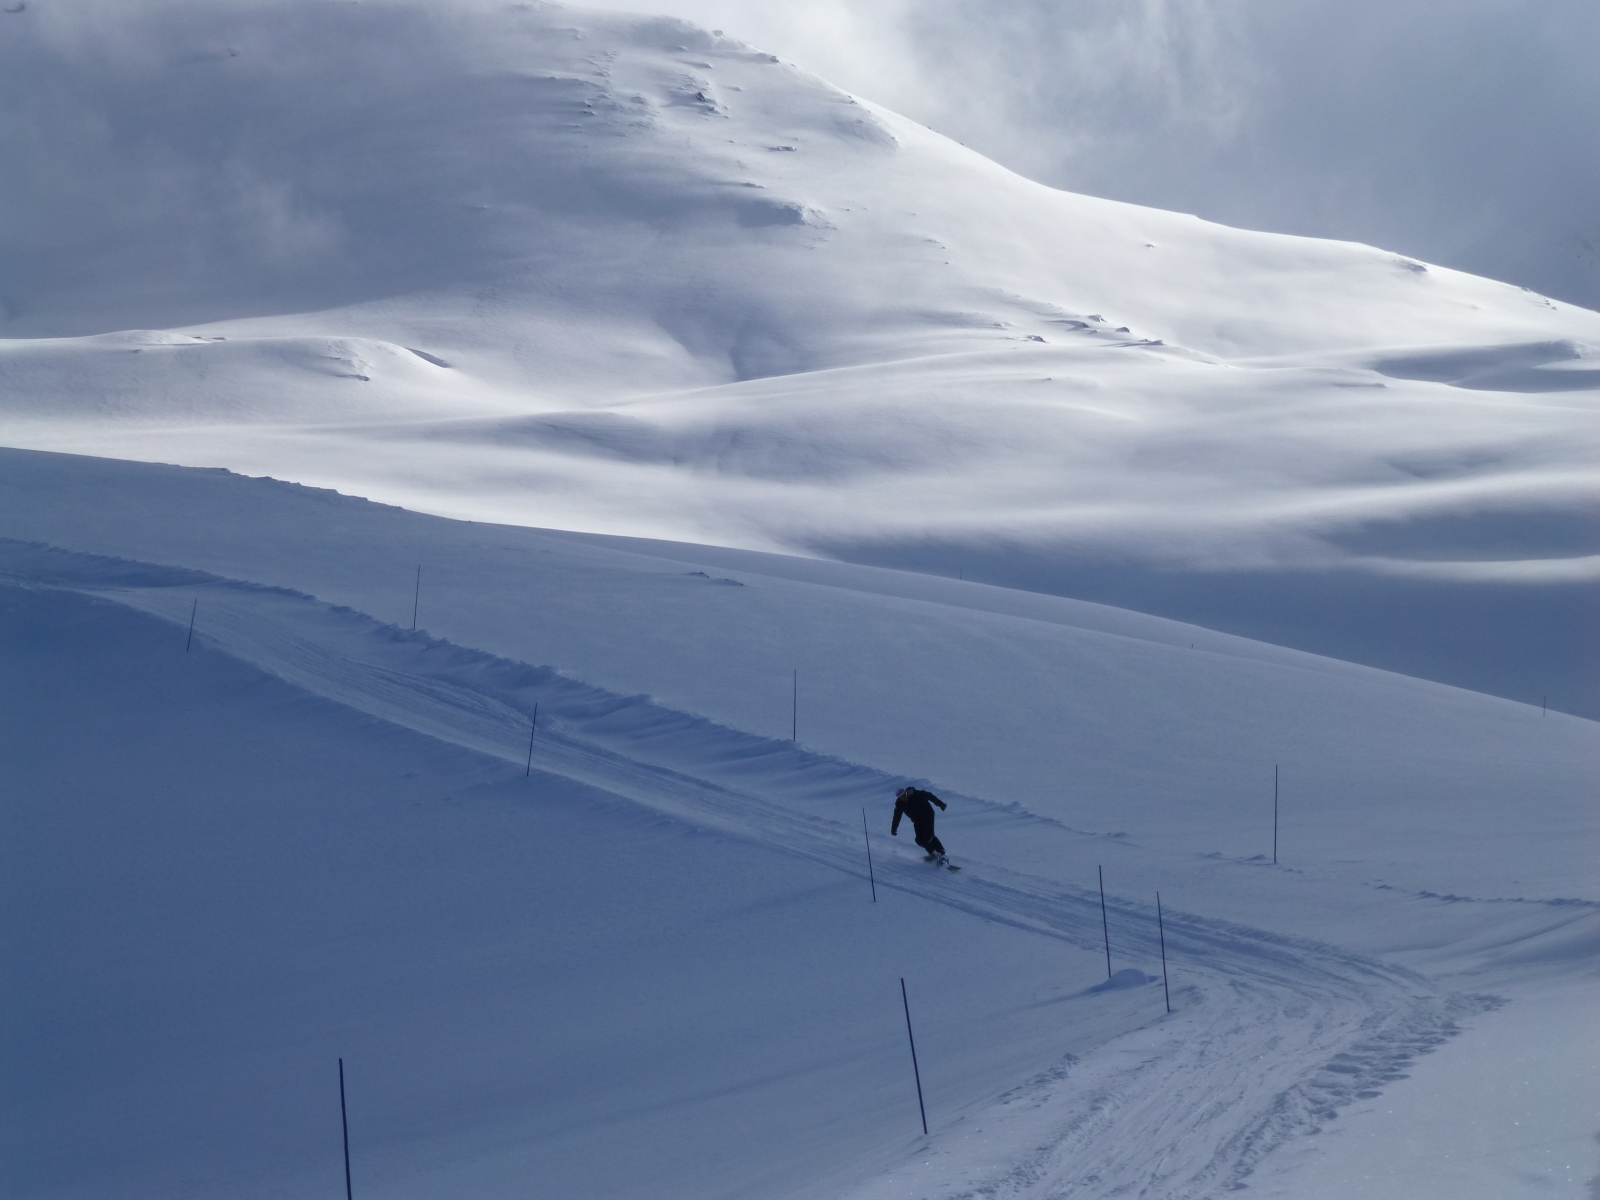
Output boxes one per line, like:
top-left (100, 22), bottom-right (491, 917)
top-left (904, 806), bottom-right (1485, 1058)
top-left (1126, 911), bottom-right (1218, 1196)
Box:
top-left (4, 447), bottom-right (1597, 1199)
top-left (1, 0), bottom-right (1596, 711)
top-left (4, 1), bottom-right (1590, 363)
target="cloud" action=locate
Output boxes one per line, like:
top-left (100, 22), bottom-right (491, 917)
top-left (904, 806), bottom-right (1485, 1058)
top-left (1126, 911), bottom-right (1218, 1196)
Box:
top-left (581, 0), bottom-right (1600, 309)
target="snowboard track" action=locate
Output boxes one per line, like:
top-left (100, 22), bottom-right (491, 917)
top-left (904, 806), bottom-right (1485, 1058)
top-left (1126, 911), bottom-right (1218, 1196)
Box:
top-left (0, 538), bottom-right (1493, 1200)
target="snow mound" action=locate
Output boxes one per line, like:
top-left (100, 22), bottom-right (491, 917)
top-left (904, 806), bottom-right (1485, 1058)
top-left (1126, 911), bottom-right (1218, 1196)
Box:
top-left (1091, 969), bottom-right (1159, 992)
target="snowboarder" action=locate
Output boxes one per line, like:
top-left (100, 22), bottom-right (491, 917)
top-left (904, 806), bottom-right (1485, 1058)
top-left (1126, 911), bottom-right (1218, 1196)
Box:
top-left (891, 786), bottom-right (951, 866)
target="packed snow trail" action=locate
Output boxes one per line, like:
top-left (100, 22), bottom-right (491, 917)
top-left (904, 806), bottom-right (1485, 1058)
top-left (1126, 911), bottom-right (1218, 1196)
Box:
top-left (0, 539), bottom-right (1492, 1198)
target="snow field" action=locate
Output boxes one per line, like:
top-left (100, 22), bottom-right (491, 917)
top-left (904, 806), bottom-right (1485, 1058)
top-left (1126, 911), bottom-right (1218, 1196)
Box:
top-left (3, 451), bottom-right (1596, 1197)
top-left (1, 3), bottom-right (1596, 1190)
top-left (0, 583), bottom-right (1178, 1200)
top-left (2, 0), bottom-right (1597, 711)
top-left (3, 450), bottom-right (1591, 902)
top-left (1254, 978), bottom-right (1600, 1199)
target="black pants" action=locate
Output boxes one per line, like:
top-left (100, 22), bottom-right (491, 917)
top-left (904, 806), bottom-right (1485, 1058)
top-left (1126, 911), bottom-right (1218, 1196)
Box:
top-left (912, 821), bottom-right (945, 856)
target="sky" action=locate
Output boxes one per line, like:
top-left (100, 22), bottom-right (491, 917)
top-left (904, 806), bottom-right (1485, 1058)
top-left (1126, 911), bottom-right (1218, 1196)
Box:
top-left (585, 0), bottom-right (1600, 310)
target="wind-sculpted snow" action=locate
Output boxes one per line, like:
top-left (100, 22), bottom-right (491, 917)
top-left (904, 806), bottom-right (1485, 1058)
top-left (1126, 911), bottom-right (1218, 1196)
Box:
top-left (5, 539), bottom-right (1588, 1198)
top-left (1, 0), bottom-right (1597, 710)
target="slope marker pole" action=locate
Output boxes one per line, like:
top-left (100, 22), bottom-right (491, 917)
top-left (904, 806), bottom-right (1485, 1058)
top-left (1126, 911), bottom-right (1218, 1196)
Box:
top-left (524, 703), bottom-right (539, 777)
top-left (184, 599), bottom-right (198, 653)
top-left (411, 565), bottom-right (421, 631)
top-left (1098, 865), bottom-right (1112, 979)
top-left (1156, 892), bottom-right (1171, 1014)
top-left (900, 978), bottom-right (928, 1136)
top-left (862, 809), bottom-right (877, 902)
top-left (1542, 695), bottom-right (1547, 717)
top-left (791, 669), bottom-right (797, 742)
top-left (1272, 764), bottom-right (1279, 865)
top-left (338, 1058), bottom-right (354, 1200)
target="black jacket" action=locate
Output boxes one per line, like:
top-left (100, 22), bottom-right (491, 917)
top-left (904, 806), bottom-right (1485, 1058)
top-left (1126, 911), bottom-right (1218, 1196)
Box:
top-left (891, 788), bottom-right (946, 834)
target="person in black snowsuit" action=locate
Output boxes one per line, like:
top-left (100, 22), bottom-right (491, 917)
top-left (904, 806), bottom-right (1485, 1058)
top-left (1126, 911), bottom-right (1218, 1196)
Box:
top-left (891, 786), bottom-right (948, 862)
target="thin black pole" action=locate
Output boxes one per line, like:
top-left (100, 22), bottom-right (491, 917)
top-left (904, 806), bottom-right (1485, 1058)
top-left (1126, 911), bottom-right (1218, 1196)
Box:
top-left (862, 809), bottom-right (877, 902)
top-left (1542, 695), bottom-right (1547, 717)
top-left (524, 703), bottom-right (539, 777)
top-left (184, 599), bottom-right (197, 653)
top-left (338, 1058), bottom-right (353, 1200)
top-left (791, 669), bottom-right (797, 742)
top-left (899, 978), bottom-right (928, 1136)
top-left (411, 565), bottom-right (421, 631)
top-left (1156, 892), bottom-right (1171, 1014)
top-left (1098, 865), bottom-right (1112, 979)
top-left (1273, 764), bottom-right (1279, 865)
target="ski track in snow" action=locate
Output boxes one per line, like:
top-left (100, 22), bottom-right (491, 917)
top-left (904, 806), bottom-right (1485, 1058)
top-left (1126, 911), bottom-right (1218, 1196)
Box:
top-left (0, 539), bottom-right (1490, 1200)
